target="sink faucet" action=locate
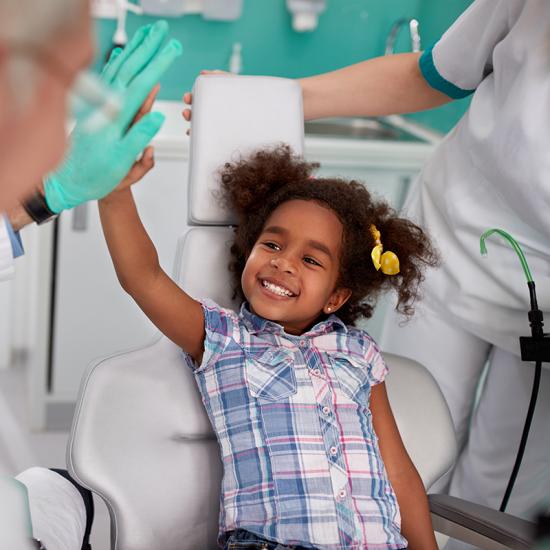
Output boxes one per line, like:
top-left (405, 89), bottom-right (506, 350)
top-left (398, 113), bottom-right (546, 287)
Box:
top-left (384, 17), bottom-right (421, 55)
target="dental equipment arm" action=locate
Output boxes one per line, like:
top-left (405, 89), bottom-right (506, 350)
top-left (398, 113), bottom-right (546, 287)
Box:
top-left (299, 52), bottom-right (451, 121)
top-left (43, 21), bottom-right (182, 214)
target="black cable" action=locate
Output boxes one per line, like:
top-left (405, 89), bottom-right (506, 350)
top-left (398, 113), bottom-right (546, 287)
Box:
top-left (528, 282), bottom-right (544, 338)
top-left (528, 281), bottom-right (539, 311)
top-left (499, 359), bottom-right (542, 512)
top-left (479, 233), bottom-right (546, 514)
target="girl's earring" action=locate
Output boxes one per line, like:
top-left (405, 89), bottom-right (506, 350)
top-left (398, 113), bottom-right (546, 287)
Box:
top-left (327, 306), bottom-right (332, 312)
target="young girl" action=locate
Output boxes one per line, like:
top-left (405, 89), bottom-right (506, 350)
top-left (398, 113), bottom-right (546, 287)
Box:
top-left (99, 145), bottom-right (439, 550)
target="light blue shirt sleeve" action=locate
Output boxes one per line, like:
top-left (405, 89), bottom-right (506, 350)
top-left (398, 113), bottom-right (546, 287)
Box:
top-left (4, 217), bottom-right (24, 258)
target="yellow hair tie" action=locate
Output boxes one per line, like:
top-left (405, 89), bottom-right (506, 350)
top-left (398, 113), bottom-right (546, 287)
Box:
top-left (370, 225), bottom-right (400, 275)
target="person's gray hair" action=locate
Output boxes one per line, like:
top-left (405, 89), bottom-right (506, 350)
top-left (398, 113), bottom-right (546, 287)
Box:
top-left (0, 0), bottom-right (87, 107)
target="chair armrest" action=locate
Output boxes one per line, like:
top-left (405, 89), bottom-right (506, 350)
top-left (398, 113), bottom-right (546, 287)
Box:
top-left (429, 494), bottom-right (535, 550)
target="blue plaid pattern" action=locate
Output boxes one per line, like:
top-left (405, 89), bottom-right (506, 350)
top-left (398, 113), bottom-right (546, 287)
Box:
top-left (189, 300), bottom-right (407, 550)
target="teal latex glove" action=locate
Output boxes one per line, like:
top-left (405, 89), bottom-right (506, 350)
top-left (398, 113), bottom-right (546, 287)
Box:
top-left (44, 21), bottom-right (183, 213)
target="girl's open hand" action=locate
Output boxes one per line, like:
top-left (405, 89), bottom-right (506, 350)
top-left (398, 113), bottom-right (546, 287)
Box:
top-left (111, 84), bottom-right (160, 193)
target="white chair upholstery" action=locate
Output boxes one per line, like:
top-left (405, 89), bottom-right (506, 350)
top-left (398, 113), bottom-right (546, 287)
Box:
top-left (68, 75), bottom-right (534, 550)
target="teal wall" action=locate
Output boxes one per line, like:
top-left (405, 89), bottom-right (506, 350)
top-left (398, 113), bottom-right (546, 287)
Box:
top-left (94, 0), bottom-right (473, 133)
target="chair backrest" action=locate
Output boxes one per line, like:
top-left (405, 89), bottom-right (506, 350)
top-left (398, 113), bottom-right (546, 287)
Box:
top-left (68, 76), bottom-right (456, 550)
top-left (187, 74), bottom-right (304, 226)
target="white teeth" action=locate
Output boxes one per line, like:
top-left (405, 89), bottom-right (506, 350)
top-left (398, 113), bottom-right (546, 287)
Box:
top-left (262, 280), bottom-right (294, 297)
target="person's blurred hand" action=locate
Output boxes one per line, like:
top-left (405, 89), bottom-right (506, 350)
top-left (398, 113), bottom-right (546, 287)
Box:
top-left (44, 21), bottom-right (182, 213)
top-left (182, 69), bottom-right (227, 135)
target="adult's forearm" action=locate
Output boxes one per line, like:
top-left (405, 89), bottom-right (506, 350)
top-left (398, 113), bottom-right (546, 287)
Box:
top-left (7, 180), bottom-right (50, 231)
top-left (299, 52), bottom-right (451, 120)
top-left (98, 190), bottom-right (161, 294)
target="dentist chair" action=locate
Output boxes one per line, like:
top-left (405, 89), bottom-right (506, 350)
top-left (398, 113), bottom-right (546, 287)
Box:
top-left (67, 75), bottom-right (536, 550)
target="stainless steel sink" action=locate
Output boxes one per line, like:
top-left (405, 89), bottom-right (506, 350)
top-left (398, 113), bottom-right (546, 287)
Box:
top-left (304, 116), bottom-right (442, 144)
top-left (305, 117), bottom-right (401, 140)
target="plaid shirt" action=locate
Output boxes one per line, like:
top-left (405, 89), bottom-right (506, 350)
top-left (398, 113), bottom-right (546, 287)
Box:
top-left (190, 300), bottom-right (407, 550)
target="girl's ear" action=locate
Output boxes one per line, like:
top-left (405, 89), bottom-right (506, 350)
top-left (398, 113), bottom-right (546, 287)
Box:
top-left (323, 287), bottom-right (352, 315)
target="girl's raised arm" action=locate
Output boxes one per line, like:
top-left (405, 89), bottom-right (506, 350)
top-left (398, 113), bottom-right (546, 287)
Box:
top-left (99, 188), bottom-right (205, 363)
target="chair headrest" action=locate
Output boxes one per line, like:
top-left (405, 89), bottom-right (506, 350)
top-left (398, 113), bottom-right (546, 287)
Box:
top-left (187, 74), bottom-right (304, 225)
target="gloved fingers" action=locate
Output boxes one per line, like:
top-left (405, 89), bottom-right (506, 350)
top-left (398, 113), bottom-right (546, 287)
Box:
top-left (113, 146), bottom-right (156, 193)
top-left (120, 111), bottom-right (166, 164)
top-left (111, 20), bottom-right (170, 92)
top-left (104, 46), bottom-right (123, 70)
top-left (118, 38), bottom-right (182, 129)
top-left (101, 23), bottom-right (153, 84)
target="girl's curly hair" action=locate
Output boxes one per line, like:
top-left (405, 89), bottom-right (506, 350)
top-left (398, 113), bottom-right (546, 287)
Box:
top-left (219, 145), bottom-right (439, 326)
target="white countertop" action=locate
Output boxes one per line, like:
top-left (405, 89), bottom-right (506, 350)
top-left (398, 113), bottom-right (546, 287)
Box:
top-left (152, 100), bottom-right (438, 170)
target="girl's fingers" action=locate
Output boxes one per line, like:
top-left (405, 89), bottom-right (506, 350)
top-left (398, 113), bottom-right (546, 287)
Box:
top-left (116, 146), bottom-right (155, 191)
top-left (133, 84), bottom-right (161, 126)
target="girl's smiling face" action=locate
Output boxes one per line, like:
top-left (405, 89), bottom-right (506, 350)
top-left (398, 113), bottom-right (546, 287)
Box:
top-left (241, 199), bottom-right (351, 335)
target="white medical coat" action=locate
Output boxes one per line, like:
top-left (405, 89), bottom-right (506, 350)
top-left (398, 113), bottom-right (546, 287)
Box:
top-left (412, 0), bottom-right (550, 354)
top-left (0, 218), bottom-right (85, 549)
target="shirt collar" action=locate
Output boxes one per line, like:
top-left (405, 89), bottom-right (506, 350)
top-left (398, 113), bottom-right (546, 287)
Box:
top-left (239, 302), bottom-right (348, 338)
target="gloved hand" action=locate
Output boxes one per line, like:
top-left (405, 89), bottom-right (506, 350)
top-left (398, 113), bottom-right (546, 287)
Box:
top-left (44, 21), bottom-right (182, 213)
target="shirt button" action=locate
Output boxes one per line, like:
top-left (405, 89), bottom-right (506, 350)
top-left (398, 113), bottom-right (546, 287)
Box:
top-left (338, 489), bottom-right (347, 499)
top-left (299, 339), bottom-right (307, 347)
top-left (322, 406), bottom-right (330, 415)
top-left (312, 368), bottom-right (321, 376)
top-left (330, 446), bottom-right (338, 456)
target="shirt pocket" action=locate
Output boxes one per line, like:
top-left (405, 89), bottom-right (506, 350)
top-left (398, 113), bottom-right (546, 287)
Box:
top-left (329, 352), bottom-right (372, 407)
top-left (245, 348), bottom-right (297, 402)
